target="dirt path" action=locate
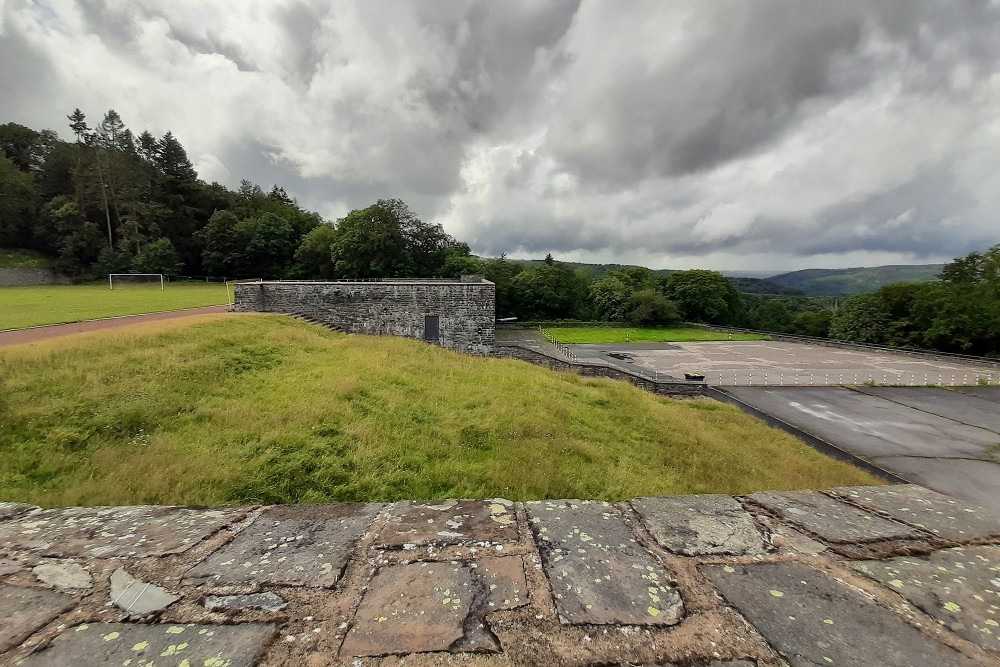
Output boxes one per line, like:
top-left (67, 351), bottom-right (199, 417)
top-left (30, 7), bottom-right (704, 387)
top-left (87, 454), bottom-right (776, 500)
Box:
top-left (0, 305), bottom-right (230, 347)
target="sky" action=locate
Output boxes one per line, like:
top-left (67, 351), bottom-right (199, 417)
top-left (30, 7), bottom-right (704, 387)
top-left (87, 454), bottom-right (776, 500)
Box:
top-left (2, 1), bottom-right (999, 272)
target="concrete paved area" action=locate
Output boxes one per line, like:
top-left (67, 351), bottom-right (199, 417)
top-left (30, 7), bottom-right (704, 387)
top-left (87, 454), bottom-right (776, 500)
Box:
top-left (2, 489), bottom-right (999, 666)
top-left (724, 387), bottom-right (1000, 508)
top-left (565, 340), bottom-right (999, 387)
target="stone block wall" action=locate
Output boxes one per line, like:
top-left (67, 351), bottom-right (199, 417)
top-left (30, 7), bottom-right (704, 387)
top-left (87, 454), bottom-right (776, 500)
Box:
top-left (233, 279), bottom-right (496, 354)
top-left (0, 267), bottom-right (69, 286)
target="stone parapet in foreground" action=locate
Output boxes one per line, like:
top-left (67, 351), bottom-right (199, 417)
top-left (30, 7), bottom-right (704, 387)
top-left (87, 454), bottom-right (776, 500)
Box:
top-left (0, 485), bottom-right (998, 666)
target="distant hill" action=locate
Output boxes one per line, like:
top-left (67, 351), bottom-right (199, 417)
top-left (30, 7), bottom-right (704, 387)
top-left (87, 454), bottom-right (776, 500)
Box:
top-left (727, 277), bottom-right (804, 295)
top-left (766, 264), bottom-right (944, 295)
top-left (510, 259), bottom-right (666, 277)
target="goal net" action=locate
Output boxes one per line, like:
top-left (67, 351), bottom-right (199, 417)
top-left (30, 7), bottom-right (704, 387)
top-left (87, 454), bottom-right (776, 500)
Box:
top-left (108, 273), bottom-right (165, 290)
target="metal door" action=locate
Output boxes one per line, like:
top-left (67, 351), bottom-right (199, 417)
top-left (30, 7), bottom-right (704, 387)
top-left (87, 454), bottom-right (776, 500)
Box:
top-left (423, 315), bottom-right (439, 341)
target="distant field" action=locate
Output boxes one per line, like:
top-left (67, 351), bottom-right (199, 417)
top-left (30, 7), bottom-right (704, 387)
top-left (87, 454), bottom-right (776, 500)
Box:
top-left (0, 315), bottom-right (877, 507)
top-left (547, 326), bottom-right (768, 344)
top-left (0, 283), bottom-right (231, 330)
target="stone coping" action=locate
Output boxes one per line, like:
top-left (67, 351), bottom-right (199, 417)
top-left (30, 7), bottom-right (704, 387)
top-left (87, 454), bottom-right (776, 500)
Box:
top-left (0, 485), bottom-right (998, 666)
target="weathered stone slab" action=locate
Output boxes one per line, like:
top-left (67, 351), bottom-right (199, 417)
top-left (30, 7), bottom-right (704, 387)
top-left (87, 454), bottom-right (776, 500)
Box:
top-left (0, 584), bottom-right (75, 652)
top-left (19, 622), bottom-right (276, 666)
top-left (702, 562), bottom-right (979, 667)
top-left (475, 555), bottom-right (528, 610)
top-left (0, 502), bottom-right (36, 521)
top-left (184, 503), bottom-right (381, 588)
top-left (110, 568), bottom-right (179, 615)
top-left (832, 485), bottom-right (1000, 542)
top-left (205, 592), bottom-right (287, 613)
top-left (376, 499), bottom-right (517, 547)
top-left (0, 505), bottom-right (243, 558)
top-left (631, 495), bottom-right (767, 556)
top-left (747, 491), bottom-right (919, 544)
top-left (0, 558), bottom-right (25, 577)
top-left (851, 545), bottom-right (1000, 652)
top-left (32, 560), bottom-right (92, 590)
top-left (340, 562), bottom-right (474, 656)
top-left (525, 500), bottom-right (683, 626)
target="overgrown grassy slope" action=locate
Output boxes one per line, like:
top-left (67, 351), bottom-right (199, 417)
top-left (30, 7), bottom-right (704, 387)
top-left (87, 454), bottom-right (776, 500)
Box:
top-left (0, 283), bottom-right (230, 330)
top-left (0, 315), bottom-right (878, 507)
top-left (0, 249), bottom-right (56, 269)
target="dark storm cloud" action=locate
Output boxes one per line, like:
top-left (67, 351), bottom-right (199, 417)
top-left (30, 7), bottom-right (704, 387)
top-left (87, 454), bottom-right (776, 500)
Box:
top-left (545, 1), bottom-right (1000, 185)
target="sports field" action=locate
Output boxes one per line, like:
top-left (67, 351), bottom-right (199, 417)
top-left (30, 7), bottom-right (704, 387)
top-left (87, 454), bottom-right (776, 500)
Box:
top-left (0, 315), bottom-right (877, 507)
top-left (0, 283), bottom-right (231, 330)
top-left (547, 326), bottom-right (767, 344)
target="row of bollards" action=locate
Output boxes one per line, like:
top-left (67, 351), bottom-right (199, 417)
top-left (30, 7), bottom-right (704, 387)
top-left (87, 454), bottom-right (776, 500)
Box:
top-left (715, 372), bottom-right (995, 386)
top-left (538, 326), bottom-right (577, 360)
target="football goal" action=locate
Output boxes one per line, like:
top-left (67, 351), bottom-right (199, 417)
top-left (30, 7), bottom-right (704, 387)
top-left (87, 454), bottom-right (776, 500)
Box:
top-left (108, 273), bottom-right (165, 290)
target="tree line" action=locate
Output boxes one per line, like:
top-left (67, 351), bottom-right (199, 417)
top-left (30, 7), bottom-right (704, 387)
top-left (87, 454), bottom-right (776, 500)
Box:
top-left (827, 245), bottom-right (1000, 357)
top-left (1, 112), bottom-right (996, 356)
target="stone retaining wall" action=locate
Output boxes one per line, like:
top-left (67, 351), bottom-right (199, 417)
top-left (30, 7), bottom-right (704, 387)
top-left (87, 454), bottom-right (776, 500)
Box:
top-left (234, 278), bottom-right (496, 354)
top-left (494, 342), bottom-right (707, 397)
top-left (0, 267), bottom-right (69, 286)
top-left (1, 484), bottom-right (997, 666)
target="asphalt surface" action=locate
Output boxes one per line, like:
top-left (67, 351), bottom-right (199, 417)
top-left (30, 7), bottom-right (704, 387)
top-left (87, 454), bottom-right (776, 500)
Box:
top-left (724, 386), bottom-right (1000, 509)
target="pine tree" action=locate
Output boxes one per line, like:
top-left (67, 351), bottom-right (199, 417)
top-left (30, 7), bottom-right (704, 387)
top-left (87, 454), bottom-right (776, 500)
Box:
top-left (156, 132), bottom-right (197, 182)
top-left (67, 109), bottom-right (88, 143)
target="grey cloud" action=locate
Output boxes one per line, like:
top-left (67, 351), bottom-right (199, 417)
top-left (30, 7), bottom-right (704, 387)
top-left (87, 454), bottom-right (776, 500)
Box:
top-left (544, 1), bottom-right (1000, 185)
top-left (2, 0), bottom-right (999, 270)
top-left (0, 16), bottom-right (58, 122)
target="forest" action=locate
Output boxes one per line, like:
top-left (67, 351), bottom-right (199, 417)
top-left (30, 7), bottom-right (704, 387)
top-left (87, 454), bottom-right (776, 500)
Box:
top-left (1, 111), bottom-right (997, 357)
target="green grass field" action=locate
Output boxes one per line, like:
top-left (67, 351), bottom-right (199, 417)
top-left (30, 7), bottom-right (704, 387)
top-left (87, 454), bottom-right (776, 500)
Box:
top-left (0, 283), bottom-right (231, 330)
top-left (547, 326), bottom-right (768, 344)
top-left (0, 315), bottom-right (877, 507)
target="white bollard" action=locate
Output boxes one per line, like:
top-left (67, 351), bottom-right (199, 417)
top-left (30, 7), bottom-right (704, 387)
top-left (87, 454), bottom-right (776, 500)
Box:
top-left (764, 373), bottom-right (768, 386)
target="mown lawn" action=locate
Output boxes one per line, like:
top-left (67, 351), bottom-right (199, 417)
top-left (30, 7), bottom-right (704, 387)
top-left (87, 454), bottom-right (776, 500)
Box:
top-left (547, 326), bottom-right (768, 344)
top-left (0, 315), bottom-right (878, 507)
top-left (0, 283), bottom-right (231, 330)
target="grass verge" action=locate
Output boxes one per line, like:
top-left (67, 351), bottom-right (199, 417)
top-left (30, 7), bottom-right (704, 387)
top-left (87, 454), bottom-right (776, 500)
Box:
top-left (547, 326), bottom-right (768, 344)
top-left (0, 283), bottom-right (230, 330)
top-left (0, 315), bottom-right (878, 507)
top-left (0, 249), bottom-right (55, 269)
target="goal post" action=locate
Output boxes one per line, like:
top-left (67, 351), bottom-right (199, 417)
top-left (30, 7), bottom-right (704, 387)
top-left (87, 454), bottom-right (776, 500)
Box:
top-left (108, 274), bottom-right (165, 290)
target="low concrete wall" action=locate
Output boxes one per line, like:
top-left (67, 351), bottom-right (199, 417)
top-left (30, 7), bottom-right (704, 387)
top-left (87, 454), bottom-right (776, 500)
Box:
top-left (234, 279), bottom-right (496, 354)
top-left (494, 342), bottom-right (706, 398)
top-left (0, 267), bottom-right (69, 286)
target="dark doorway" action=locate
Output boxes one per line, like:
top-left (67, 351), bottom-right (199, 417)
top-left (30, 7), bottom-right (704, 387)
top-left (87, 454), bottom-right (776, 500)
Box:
top-left (423, 315), bottom-right (440, 341)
